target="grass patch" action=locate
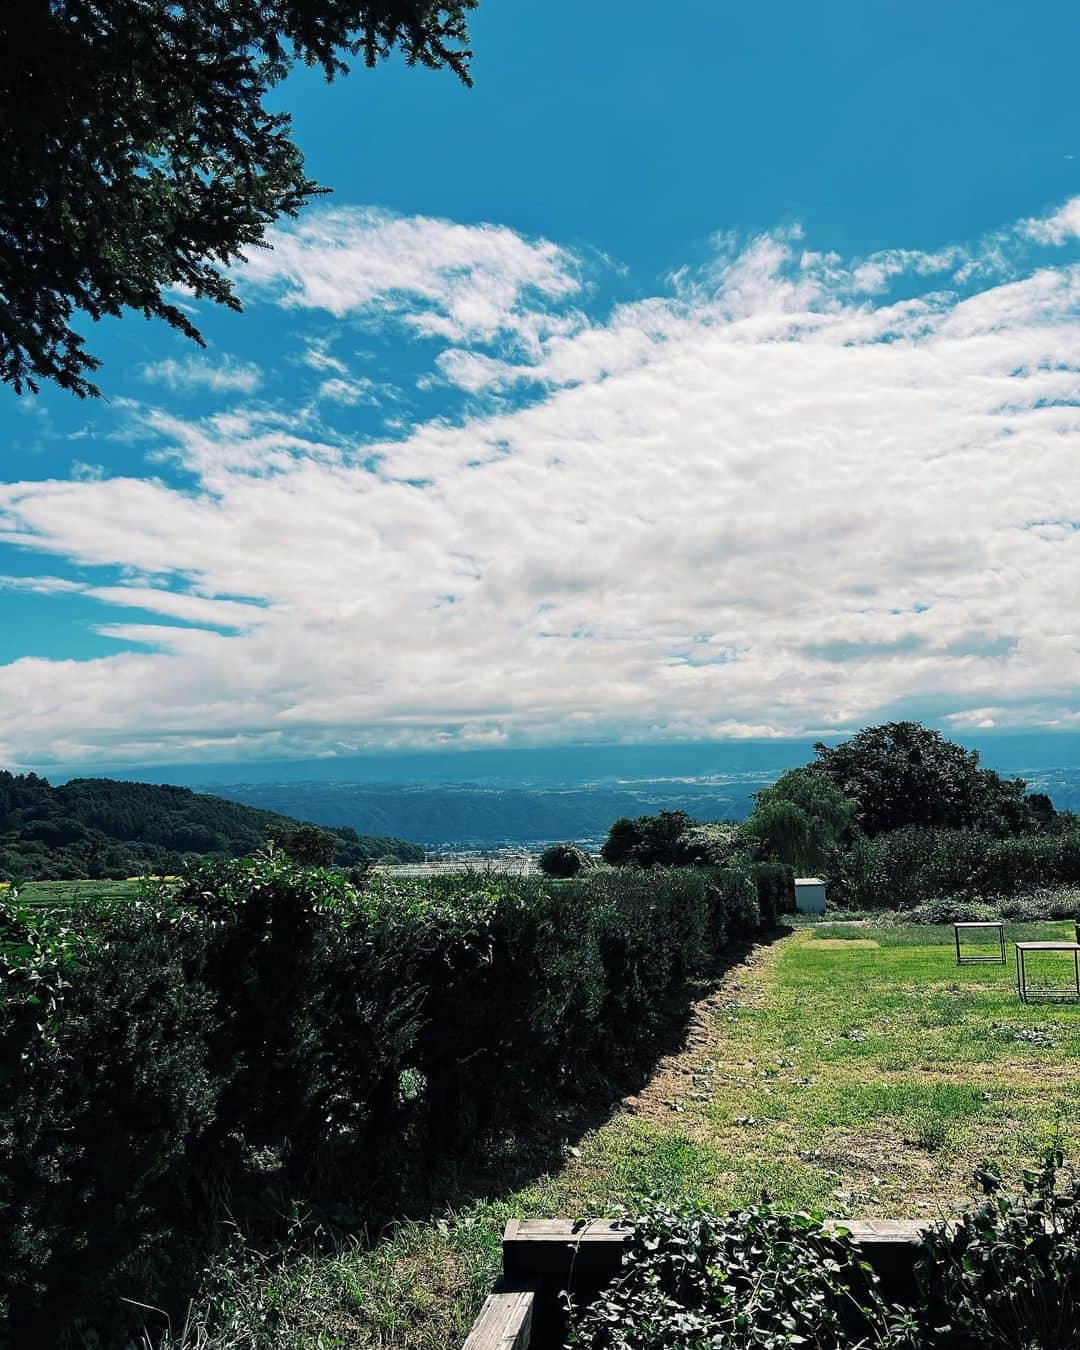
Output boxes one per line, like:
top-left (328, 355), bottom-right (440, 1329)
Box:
top-left (803, 938), bottom-right (880, 949)
top-left (159, 1219), bottom-right (499, 1350)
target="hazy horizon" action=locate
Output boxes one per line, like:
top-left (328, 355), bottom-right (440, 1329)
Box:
top-left (18, 730), bottom-right (1080, 791)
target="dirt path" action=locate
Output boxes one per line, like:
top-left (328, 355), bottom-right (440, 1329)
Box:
top-left (619, 938), bottom-right (781, 1130)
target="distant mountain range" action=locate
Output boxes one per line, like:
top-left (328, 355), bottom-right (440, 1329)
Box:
top-left (200, 761), bottom-right (1080, 850)
top-left (193, 780), bottom-right (769, 848)
top-left (35, 734), bottom-right (1080, 851)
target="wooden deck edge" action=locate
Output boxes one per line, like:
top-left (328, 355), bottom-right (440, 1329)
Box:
top-left (462, 1286), bottom-right (535, 1350)
top-left (478, 1217), bottom-right (938, 1346)
top-left (502, 1216), bottom-right (932, 1284)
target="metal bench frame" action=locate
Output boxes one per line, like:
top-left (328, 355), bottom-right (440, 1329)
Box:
top-left (953, 921), bottom-right (1006, 966)
top-left (1015, 941), bottom-right (1080, 1003)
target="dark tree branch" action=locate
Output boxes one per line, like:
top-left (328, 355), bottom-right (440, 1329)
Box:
top-left (0, 0), bottom-right (477, 397)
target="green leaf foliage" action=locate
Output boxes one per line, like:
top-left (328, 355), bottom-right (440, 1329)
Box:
top-left (812, 722), bottom-right (1051, 838)
top-left (0, 1), bottom-right (476, 397)
top-left (569, 1157), bottom-right (1080, 1350)
top-left (602, 811), bottom-right (699, 869)
top-left (539, 841), bottom-right (595, 877)
top-left (671, 822), bottom-right (740, 868)
top-left (914, 1148), bottom-right (1080, 1350)
top-left (568, 1199), bottom-right (901, 1350)
top-left (598, 812), bottom-right (793, 921)
top-left (833, 825), bottom-right (1080, 910)
top-left (728, 724), bottom-right (1075, 909)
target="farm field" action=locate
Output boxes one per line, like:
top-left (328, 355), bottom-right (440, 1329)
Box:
top-left (174, 916), bottom-right (1080, 1348)
top-left (5, 877), bottom-right (144, 907)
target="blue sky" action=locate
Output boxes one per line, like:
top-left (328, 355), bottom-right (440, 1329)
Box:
top-left (2, 0), bottom-right (1079, 768)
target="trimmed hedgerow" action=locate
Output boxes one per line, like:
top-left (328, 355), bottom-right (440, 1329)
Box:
top-left (0, 856), bottom-right (768, 1346)
top-left (747, 860), bottom-right (795, 925)
top-left (833, 826), bottom-right (1080, 910)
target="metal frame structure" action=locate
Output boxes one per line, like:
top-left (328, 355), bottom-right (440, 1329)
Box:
top-left (953, 920), bottom-right (1006, 966)
top-left (1015, 941), bottom-right (1080, 1004)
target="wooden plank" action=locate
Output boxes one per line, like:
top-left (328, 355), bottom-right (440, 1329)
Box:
top-left (829, 1219), bottom-right (929, 1243)
top-left (505, 1218), bottom-right (929, 1251)
top-left (503, 1220), bottom-right (631, 1282)
top-left (462, 1287), bottom-right (535, 1350)
top-left (502, 1217), bottom-right (934, 1286)
top-left (510, 1219), bottom-right (633, 1242)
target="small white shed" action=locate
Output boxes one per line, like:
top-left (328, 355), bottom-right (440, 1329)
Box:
top-left (794, 877), bottom-right (827, 914)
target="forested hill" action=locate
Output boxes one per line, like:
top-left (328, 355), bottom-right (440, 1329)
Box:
top-left (203, 781), bottom-right (763, 846)
top-left (0, 772), bottom-right (424, 881)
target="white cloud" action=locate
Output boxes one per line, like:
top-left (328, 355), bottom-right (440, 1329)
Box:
top-left (1021, 196), bottom-right (1080, 246)
top-left (140, 354), bottom-right (263, 395)
top-left (300, 341), bottom-right (348, 375)
top-left (85, 587), bottom-right (267, 630)
top-left (1, 200), bottom-right (1079, 764)
top-left (0, 574), bottom-right (264, 628)
top-left (317, 376), bottom-right (378, 406)
top-left (0, 574), bottom-right (84, 595)
top-left (240, 206), bottom-right (583, 350)
top-left (849, 247), bottom-right (963, 294)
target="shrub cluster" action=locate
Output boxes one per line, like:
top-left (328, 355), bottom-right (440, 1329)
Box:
top-left (915, 1148), bottom-right (1080, 1349)
top-left (0, 856), bottom-right (771, 1346)
top-left (570, 1199), bottom-right (897, 1350)
top-left (833, 826), bottom-right (1080, 909)
top-left (537, 841), bottom-right (594, 877)
top-left (882, 887), bottom-right (1080, 927)
top-left (571, 1150), bottom-right (1080, 1350)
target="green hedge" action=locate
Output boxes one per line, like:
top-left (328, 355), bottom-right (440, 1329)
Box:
top-left (0, 858), bottom-right (771, 1345)
top-left (747, 861), bottom-right (796, 923)
top-left (833, 826), bottom-right (1080, 909)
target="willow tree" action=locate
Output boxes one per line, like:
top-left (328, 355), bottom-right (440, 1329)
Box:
top-left (741, 767), bottom-right (856, 875)
top-left (0, 1), bottom-right (476, 397)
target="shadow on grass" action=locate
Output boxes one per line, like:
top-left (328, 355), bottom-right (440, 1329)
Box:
top-left (229, 923), bottom-right (796, 1264)
top-left (391, 923), bottom-right (794, 1226)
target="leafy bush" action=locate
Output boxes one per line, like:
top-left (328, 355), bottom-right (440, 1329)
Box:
top-left (0, 857), bottom-right (769, 1345)
top-left (568, 1199), bottom-right (900, 1350)
top-left (601, 811), bottom-right (698, 868)
top-left (539, 842), bottom-right (593, 877)
top-left (671, 822), bottom-right (739, 868)
top-left (915, 1148), bottom-right (1080, 1350)
top-left (834, 827), bottom-right (1080, 910)
top-left (894, 888), bottom-right (1080, 926)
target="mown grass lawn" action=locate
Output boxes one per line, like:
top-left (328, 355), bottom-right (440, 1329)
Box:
top-left (171, 918), bottom-right (1080, 1348)
top-left (517, 917), bottom-right (1080, 1222)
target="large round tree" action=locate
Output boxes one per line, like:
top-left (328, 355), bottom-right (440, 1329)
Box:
top-left (812, 721), bottom-right (1042, 837)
